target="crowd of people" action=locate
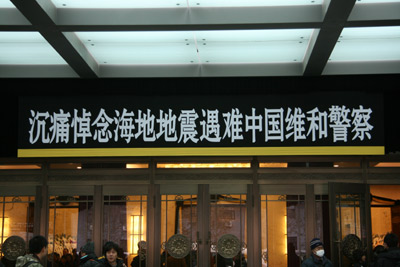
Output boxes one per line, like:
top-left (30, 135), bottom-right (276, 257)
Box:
top-left (1, 232), bottom-right (399, 267)
top-left (300, 233), bottom-right (400, 267)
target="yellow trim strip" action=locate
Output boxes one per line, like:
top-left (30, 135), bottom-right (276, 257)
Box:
top-left (18, 146), bottom-right (384, 158)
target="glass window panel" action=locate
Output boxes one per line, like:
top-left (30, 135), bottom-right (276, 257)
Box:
top-left (334, 193), bottom-right (365, 266)
top-left (0, 196), bottom-right (35, 260)
top-left (103, 195), bottom-right (147, 267)
top-left (48, 195), bottom-right (93, 266)
top-left (161, 195), bottom-right (197, 267)
top-left (261, 195), bottom-right (305, 267)
top-left (370, 185), bottom-right (400, 248)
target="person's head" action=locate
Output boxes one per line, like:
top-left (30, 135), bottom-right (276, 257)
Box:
top-left (383, 232), bottom-right (399, 249)
top-left (102, 242), bottom-right (119, 264)
top-left (310, 238), bottom-right (325, 258)
top-left (63, 248), bottom-right (69, 256)
top-left (29, 235), bottom-right (48, 260)
top-left (373, 245), bottom-right (385, 260)
top-left (137, 241), bottom-right (146, 253)
top-left (81, 242), bottom-right (95, 257)
top-left (373, 245), bottom-right (385, 254)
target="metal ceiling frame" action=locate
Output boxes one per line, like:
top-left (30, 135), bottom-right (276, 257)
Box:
top-left (2, 0), bottom-right (400, 78)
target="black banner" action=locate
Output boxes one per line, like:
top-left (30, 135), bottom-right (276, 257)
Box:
top-left (18, 92), bottom-right (384, 157)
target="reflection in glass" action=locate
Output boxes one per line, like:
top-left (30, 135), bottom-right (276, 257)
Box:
top-left (104, 195), bottom-right (147, 267)
top-left (261, 195), bottom-right (305, 267)
top-left (334, 193), bottom-right (364, 267)
top-left (0, 197), bottom-right (35, 261)
top-left (370, 185), bottom-right (400, 248)
top-left (210, 194), bottom-right (247, 267)
top-left (48, 196), bottom-right (93, 267)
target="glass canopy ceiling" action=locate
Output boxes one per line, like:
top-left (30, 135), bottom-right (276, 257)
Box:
top-left (0, 0), bottom-right (399, 77)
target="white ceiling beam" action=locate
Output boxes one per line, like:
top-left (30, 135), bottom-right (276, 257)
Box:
top-left (0, 8), bottom-right (31, 25)
top-left (99, 63), bottom-right (303, 78)
top-left (349, 2), bottom-right (400, 21)
top-left (323, 60), bottom-right (400, 75)
top-left (0, 65), bottom-right (78, 78)
top-left (56, 6), bottom-right (323, 26)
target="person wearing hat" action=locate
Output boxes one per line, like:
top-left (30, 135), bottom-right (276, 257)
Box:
top-left (80, 242), bottom-right (101, 267)
top-left (301, 238), bottom-right (333, 267)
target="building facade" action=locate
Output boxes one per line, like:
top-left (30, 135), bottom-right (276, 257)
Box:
top-left (0, 76), bottom-right (400, 267)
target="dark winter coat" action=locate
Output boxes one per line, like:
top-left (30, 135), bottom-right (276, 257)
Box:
top-left (373, 247), bottom-right (400, 267)
top-left (301, 254), bottom-right (333, 267)
top-left (97, 257), bottom-right (125, 267)
top-left (130, 255), bottom-right (146, 267)
top-left (80, 254), bottom-right (101, 267)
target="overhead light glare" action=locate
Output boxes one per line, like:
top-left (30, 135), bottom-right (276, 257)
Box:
top-left (157, 163), bottom-right (251, 168)
top-left (126, 163), bottom-right (149, 169)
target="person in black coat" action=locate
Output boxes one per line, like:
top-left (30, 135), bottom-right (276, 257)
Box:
top-left (131, 241), bottom-right (146, 267)
top-left (373, 233), bottom-right (400, 267)
top-left (352, 248), bottom-right (368, 267)
top-left (301, 238), bottom-right (333, 267)
top-left (98, 242), bottom-right (126, 267)
top-left (79, 242), bottom-right (101, 267)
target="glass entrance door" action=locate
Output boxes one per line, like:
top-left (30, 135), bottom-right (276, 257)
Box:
top-left (329, 182), bottom-right (371, 267)
top-left (209, 185), bottom-right (247, 267)
top-left (210, 194), bottom-right (247, 267)
top-left (161, 194), bottom-right (198, 267)
top-left (160, 184), bottom-right (198, 267)
top-left (160, 184), bottom-right (248, 267)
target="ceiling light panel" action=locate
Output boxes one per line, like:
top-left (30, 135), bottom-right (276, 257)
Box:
top-left (52, 0), bottom-right (186, 8)
top-left (0, 0), bottom-right (15, 8)
top-left (187, 0), bottom-right (322, 7)
top-left (76, 29), bottom-right (313, 65)
top-left (51, 0), bottom-right (321, 8)
top-left (0, 32), bottom-right (67, 64)
top-left (329, 26), bottom-right (400, 61)
top-left (196, 29), bottom-right (312, 63)
top-left (76, 32), bottom-right (198, 64)
top-left (355, 0), bottom-right (400, 3)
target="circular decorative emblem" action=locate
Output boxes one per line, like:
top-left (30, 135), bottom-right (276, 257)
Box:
top-left (166, 234), bottom-right (190, 259)
top-left (2, 236), bottom-right (27, 261)
top-left (217, 234), bottom-right (241, 259)
top-left (341, 234), bottom-right (362, 262)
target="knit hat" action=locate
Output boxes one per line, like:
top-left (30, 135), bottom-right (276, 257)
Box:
top-left (310, 238), bottom-right (323, 250)
top-left (81, 241), bottom-right (95, 254)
